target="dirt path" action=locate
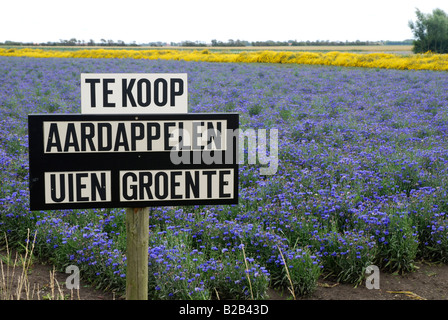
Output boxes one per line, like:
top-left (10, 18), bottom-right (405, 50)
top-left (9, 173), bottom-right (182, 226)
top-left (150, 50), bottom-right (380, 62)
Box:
top-left (269, 260), bottom-right (448, 300)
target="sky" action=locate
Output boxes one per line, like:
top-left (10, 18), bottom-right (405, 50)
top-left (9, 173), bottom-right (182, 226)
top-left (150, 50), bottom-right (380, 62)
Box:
top-left (2, 0), bottom-right (448, 44)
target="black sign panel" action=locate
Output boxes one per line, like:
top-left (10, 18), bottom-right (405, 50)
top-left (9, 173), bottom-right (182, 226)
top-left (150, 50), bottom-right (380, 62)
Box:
top-left (28, 113), bottom-right (239, 210)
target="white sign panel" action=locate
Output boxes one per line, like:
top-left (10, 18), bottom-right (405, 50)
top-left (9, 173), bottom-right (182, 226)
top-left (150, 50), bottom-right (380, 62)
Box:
top-left (44, 171), bottom-right (112, 204)
top-left (119, 169), bottom-right (234, 202)
top-left (80, 73), bottom-right (188, 114)
top-left (42, 120), bottom-right (227, 153)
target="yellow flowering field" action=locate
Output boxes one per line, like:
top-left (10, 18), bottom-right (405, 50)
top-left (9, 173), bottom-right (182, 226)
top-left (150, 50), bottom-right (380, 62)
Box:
top-left (1, 47), bottom-right (447, 71)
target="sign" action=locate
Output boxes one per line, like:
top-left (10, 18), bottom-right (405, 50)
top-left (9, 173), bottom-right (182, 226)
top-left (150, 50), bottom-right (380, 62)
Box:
top-left (80, 73), bottom-right (188, 114)
top-left (28, 113), bottom-right (238, 210)
top-left (42, 119), bottom-right (227, 153)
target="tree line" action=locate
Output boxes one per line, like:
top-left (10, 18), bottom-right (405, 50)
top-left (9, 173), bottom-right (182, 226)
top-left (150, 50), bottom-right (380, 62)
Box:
top-left (177, 39), bottom-right (408, 47)
top-left (0, 38), bottom-right (139, 47)
top-left (1, 38), bottom-right (411, 48)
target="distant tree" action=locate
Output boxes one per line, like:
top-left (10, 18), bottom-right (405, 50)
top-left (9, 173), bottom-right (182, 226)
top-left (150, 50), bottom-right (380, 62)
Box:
top-left (180, 40), bottom-right (206, 47)
top-left (409, 8), bottom-right (448, 53)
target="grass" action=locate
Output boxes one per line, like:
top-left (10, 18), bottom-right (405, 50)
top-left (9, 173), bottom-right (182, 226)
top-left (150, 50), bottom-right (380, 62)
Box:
top-left (277, 245), bottom-right (296, 300)
top-left (0, 230), bottom-right (79, 300)
top-left (1, 230), bottom-right (36, 300)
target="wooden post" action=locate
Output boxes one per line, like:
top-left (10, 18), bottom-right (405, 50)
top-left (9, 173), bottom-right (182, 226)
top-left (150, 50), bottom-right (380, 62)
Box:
top-left (126, 207), bottom-right (149, 300)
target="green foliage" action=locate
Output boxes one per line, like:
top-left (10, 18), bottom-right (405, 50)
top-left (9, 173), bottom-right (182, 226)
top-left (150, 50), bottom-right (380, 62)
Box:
top-left (248, 103), bottom-right (262, 116)
top-left (408, 189), bottom-right (448, 263)
top-left (277, 247), bottom-right (322, 297)
top-left (310, 230), bottom-right (377, 285)
top-left (409, 8), bottom-right (448, 53)
top-left (373, 212), bottom-right (419, 273)
top-left (147, 228), bottom-right (270, 300)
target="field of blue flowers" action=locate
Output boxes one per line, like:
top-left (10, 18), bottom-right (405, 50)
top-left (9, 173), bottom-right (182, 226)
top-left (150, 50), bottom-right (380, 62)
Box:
top-left (1, 56), bottom-right (448, 299)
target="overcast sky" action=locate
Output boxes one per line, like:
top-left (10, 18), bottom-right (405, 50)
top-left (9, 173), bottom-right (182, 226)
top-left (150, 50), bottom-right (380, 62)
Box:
top-left (2, 0), bottom-right (448, 44)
